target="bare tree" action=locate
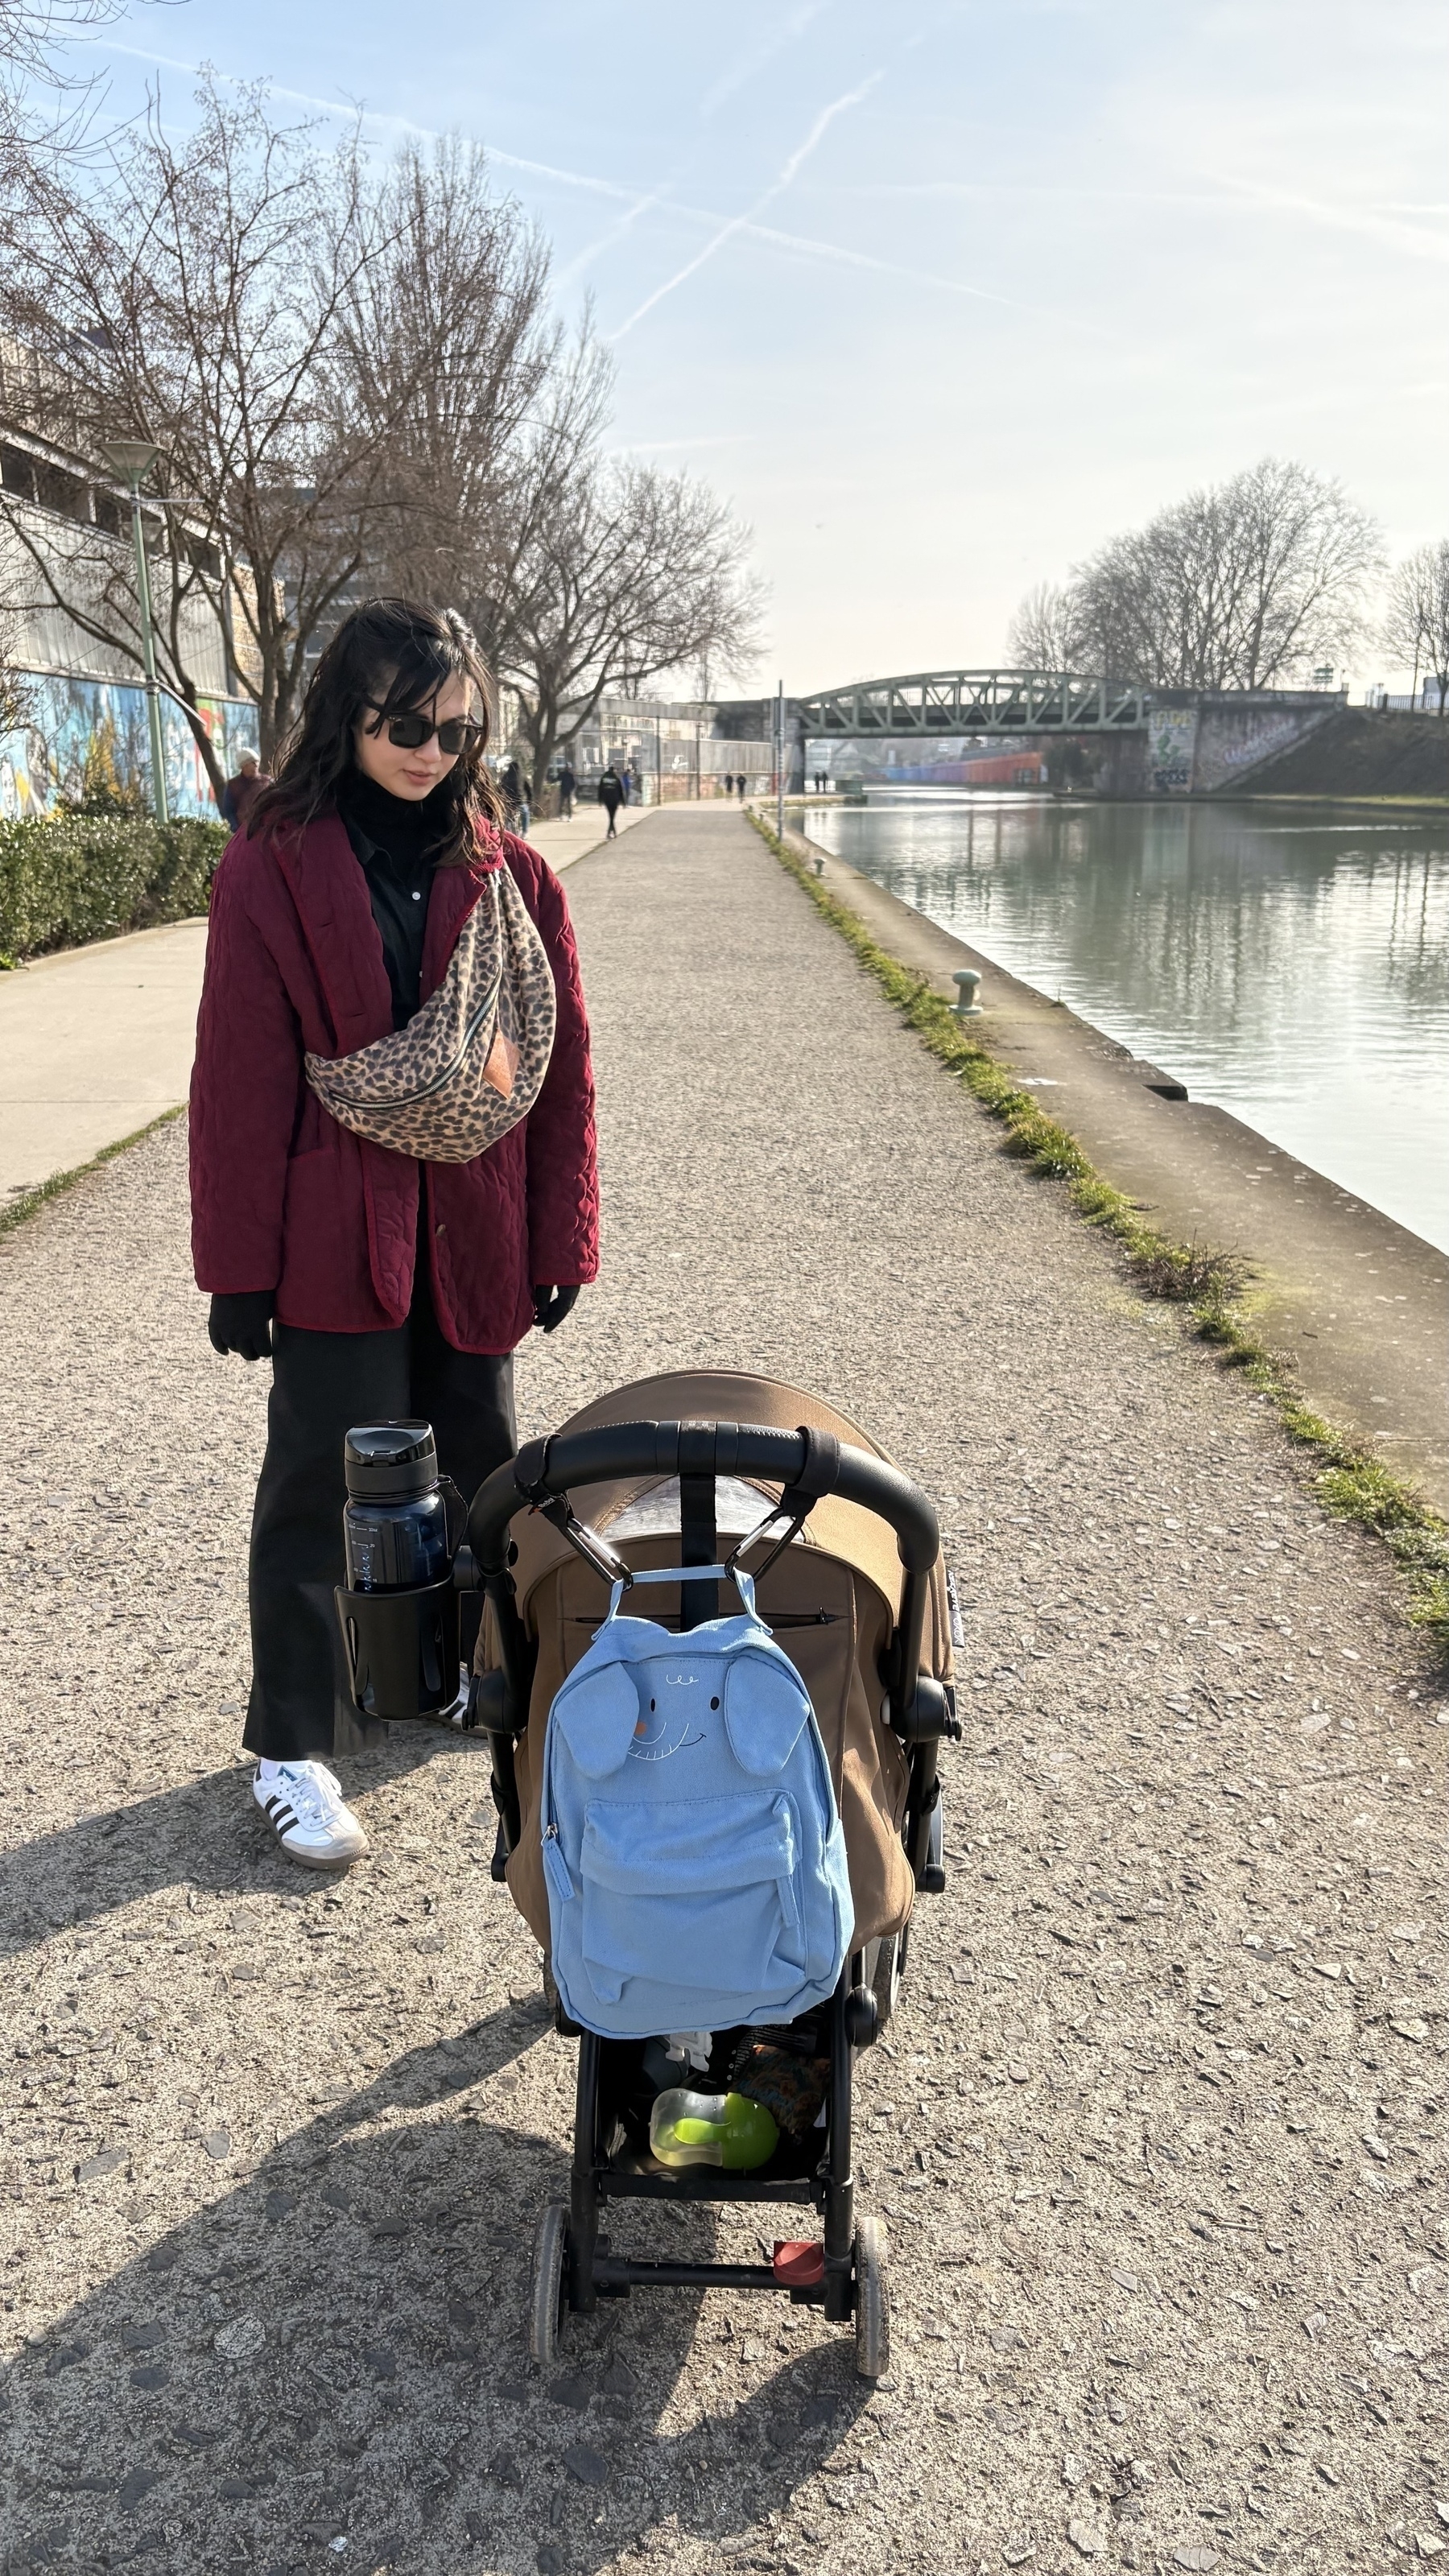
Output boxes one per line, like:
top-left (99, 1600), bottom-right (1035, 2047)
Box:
top-left (342, 138), bottom-right (605, 654)
top-left (1381, 539), bottom-right (1449, 714)
top-left (1010, 459), bottom-right (1382, 691)
top-left (1005, 581), bottom-right (1086, 670)
top-left (0, 78), bottom-right (445, 795)
top-left (499, 460), bottom-right (763, 792)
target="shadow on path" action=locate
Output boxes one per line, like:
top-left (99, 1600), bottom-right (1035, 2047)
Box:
top-left (0, 1736), bottom-right (455, 1959)
top-left (8, 2004), bottom-right (871, 2573)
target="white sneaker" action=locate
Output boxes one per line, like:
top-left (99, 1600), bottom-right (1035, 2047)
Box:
top-left (252, 1762), bottom-right (369, 1870)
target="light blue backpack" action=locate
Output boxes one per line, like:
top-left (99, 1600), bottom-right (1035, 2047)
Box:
top-left (540, 1567), bottom-right (853, 2038)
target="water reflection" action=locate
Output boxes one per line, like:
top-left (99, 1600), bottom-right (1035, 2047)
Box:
top-left (809, 794), bottom-right (1449, 1253)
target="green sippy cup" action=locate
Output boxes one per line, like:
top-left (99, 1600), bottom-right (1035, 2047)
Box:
top-left (649, 2088), bottom-right (779, 2171)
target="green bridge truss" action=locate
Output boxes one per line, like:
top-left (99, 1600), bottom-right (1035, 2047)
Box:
top-left (798, 670), bottom-right (1150, 737)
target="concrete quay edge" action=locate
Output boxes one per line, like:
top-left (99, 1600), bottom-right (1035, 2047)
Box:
top-left (783, 822), bottom-right (1449, 1515)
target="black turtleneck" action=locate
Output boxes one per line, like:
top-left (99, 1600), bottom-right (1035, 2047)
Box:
top-left (337, 769), bottom-right (450, 1028)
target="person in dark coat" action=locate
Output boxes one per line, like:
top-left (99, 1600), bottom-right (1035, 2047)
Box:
top-left (221, 750), bottom-right (270, 831)
top-left (191, 598), bottom-right (598, 1872)
top-left (557, 758), bottom-right (576, 820)
top-left (597, 764), bottom-right (623, 838)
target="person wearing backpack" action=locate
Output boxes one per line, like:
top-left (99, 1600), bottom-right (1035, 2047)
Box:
top-left (191, 599), bottom-right (598, 1872)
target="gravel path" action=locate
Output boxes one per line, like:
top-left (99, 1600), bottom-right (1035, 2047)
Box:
top-left (2, 803), bottom-right (1443, 2576)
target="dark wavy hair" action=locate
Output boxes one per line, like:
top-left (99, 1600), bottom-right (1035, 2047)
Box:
top-left (249, 597), bottom-right (506, 863)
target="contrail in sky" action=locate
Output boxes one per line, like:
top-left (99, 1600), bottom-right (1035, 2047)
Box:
top-left (606, 71), bottom-right (886, 342)
top-left (92, 41), bottom-right (1046, 324)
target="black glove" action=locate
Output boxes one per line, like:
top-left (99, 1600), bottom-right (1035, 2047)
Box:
top-left (531, 1284), bottom-right (580, 1335)
top-left (208, 1290), bottom-right (276, 1362)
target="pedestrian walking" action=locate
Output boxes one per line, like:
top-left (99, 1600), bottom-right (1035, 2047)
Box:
top-left (557, 758), bottom-right (576, 820)
top-left (723, 770), bottom-right (734, 797)
top-left (736, 773), bottom-right (748, 802)
top-left (498, 756), bottom-right (524, 822)
top-left (221, 749), bottom-right (271, 832)
top-left (598, 762), bottom-right (623, 839)
top-left (518, 774), bottom-right (533, 836)
top-left (191, 598), bottom-right (598, 1872)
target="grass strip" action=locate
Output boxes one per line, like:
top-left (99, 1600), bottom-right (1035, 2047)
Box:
top-left (751, 808), bottom-right (1449, 1652)
top-left (0, 1105), bottom-right (185, 1241)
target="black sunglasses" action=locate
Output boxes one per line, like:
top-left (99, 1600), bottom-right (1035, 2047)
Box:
top-left (365, 702), bottom-right (484, 755)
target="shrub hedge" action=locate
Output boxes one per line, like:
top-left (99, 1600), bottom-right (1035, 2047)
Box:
top-left (0, 813), bottom-right (228, 963)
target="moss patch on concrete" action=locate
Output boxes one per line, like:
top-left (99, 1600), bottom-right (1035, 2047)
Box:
top-left (753, 808), bottom-right (1449, 1650)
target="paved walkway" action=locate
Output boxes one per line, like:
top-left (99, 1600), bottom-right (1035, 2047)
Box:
top-left (0, 801), bottom-right (647, 1207)
top-left (0, 806), bottom-right (1442, 2574)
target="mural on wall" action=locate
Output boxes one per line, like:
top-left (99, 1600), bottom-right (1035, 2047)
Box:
top-left (0, 671), bottom-right (257, 819)
top-left (1146, 708), bottom-right (1198, 794)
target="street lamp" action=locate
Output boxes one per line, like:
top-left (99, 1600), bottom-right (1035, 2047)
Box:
top-left (100, 437), bottom-right (167, 824)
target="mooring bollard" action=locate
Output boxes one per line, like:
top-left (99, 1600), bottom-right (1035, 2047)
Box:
top-left (814, 853), bottom-right (825, 877)
top-left (952, 968), bottom-right (984, 1018)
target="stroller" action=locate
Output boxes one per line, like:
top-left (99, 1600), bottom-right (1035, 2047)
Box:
top-left (337, 1370), bottom-right (958, 2380)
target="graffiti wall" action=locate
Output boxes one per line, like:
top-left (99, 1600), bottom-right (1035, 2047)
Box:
top-left (1146, 707), bottom-right (1198, 794)
top-left (0, 670), bottom-right (256, 819)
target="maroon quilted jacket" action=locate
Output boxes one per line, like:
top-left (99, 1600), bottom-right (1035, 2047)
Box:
top-left (189, 813), bottom-right (598, 1352)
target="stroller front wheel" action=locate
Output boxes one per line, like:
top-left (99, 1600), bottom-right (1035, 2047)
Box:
top-left (529, 2200), bottom-right (570, 2364)
top-left (853, 2215), bottom-right (890, 2380)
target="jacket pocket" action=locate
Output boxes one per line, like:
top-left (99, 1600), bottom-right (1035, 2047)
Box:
top-left (579, 1794), bottom-right (802, 2005)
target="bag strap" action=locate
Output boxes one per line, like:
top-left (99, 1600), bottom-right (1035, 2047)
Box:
top-left (604, 1562), bottom-right (758, 1625)
top-left (679, 1419), bottom-right (718, 1630)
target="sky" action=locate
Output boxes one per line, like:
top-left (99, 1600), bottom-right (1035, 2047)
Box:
top-left (76, 0), bottom-right (1449, 695)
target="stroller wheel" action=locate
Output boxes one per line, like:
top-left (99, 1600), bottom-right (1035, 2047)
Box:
top-left (853, 2215), bottom-right (890, 2380)
top-left (529, 2201), bottom-right (569, 2364)
top-left (869, 1932), bottom-right (903, 2029)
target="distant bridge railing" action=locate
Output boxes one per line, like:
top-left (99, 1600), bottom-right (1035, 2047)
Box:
top-left (799, 670), bottom-right (1150, 737)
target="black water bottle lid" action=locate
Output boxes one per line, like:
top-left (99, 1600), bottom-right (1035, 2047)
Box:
top-left (344, 1419), bottom-right (439, 1501)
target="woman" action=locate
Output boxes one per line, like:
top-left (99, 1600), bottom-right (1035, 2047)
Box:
top-left (191, 600), bottom-right (597, 1870)
top-left (597, 763), bottom-right (623, 839)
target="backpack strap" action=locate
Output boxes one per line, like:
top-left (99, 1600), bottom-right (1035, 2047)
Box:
top-left (679, 1420), bottom-right (718, 1630)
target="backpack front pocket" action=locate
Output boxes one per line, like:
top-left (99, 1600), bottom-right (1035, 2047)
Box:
top-left (579, 1794), bottom-right (803, 2007)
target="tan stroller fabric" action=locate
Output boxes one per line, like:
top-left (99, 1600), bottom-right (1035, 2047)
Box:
top-left (475, 1370), bottom-right (952, 1955)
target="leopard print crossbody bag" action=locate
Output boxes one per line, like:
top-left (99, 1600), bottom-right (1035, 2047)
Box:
top-left (303, 862), bottom-right (556, 1163)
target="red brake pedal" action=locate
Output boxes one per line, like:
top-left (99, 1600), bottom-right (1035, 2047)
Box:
top-left (772, 2240), bottom-right (825, 2286)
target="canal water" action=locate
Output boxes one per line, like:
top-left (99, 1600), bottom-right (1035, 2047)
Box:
top-left (807, 794), bottom-right (1449, 1254)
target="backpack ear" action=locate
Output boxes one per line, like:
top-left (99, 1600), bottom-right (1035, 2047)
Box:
top-left (723, 1649), bottom-right (812, 1776)
top-left (552, 1659), bottom-right (642, 1778)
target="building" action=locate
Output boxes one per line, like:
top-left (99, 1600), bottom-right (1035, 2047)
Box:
top-left (0, 341), bottom-right (255, 817)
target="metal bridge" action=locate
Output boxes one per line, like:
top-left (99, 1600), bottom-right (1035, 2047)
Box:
top-left (797, 669), bottom-right (1150, 737)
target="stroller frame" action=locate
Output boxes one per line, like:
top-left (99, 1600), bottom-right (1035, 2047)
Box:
top-left (463, 1417), bottom-right (956, 2377)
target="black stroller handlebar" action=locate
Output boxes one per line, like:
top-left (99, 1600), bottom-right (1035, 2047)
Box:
top-left (466, 1418), bottom-right (940, 1578)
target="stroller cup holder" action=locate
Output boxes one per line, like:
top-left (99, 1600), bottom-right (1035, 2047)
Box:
top-left (335, 1575), bottom-right (461, 1722)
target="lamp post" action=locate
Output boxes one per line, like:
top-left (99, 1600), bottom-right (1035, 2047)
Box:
top-left (100, 438), bottom-right (167, 824)
top-left (775, 678), bottom-right (785, 842)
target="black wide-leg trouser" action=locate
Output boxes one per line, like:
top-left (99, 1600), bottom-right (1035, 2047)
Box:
top-left (242, 1269), bottom-right (516, 1763)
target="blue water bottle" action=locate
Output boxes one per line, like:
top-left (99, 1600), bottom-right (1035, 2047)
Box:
top-left (343, 1420), bottom-right (452, 1591)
